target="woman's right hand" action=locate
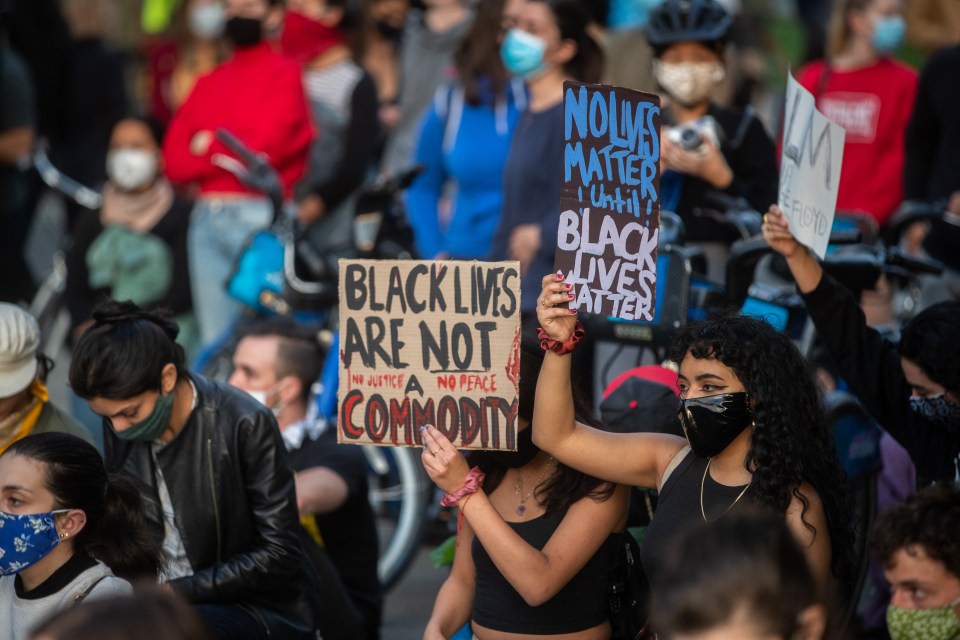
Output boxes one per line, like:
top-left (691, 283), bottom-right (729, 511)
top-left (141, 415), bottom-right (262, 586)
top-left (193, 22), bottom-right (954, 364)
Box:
top-left (537, 272), bottom-right (577, 343)
top-left (762, 205), bottom-right (805, 260)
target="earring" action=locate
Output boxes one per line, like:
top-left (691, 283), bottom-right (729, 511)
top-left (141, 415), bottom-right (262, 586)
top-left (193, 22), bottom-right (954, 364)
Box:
top-left (59, 532), bottom-right (68, 540)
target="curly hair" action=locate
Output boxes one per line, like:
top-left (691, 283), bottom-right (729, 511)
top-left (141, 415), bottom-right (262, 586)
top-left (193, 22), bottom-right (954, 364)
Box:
top-left (669, 314), bottom-right (855, 587)
top-left (898, 301), bottom-right (960, 395)
top-left (872, 483), bottom-right (960, 579)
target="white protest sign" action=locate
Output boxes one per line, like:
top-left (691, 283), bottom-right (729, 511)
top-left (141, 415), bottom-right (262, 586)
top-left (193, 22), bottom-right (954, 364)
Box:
top-left (778, 73), bottom-right (845, 259)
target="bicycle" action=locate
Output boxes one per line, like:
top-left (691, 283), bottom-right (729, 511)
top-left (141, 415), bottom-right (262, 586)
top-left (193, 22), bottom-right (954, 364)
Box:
top-left (203, 129), bottom-right (432, 590)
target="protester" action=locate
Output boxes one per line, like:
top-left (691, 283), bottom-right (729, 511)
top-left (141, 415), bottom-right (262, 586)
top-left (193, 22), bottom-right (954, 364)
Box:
top-left (57, 0), bottom-right (128, 198)
top-left (763, 205), bottom-right (960, 483)
top-left (646, 0), bottom-right (778, 246)
top-left (229, 318), bottom-right (381, 640)
top-left (31, 587), bottom-right (210, 640)
top-left (0, 432), bottom-right (162, 640)
top-left (796, 0), bottom-right (917, 228)
top-left (145, 0), bottom-right (229, 124)
top-left (280, 0), bottom-right (381, 262)
top-left (652, 509), bottom-right (829, 640)
top-left (363, 0), bottom-right (408, 137)
top-left (69, 301), bottom-right (319, 640)
top-left (65, 117), bottom-right (196, 354)
top-left (871, 483), bottom-right (960, 640)
top-left (535, 274), bottom-right (854, 595)
top-left (0, 21), bottom-right (38, 305)
top-left (421, 346), bottom-right (629, 639)
top-left (406, 0), bottom-right (526, 260)
top-left (162, 0), bottom-right (313, 347)
top-left (601, 0), bottom-right (657, 93)
top-left (380, 0), bottom-right (473, 176)
top-left (904, 45), bottom-right (960, 204)
top-left (0, 304), bottom-right (91, 454)
top-left (489, 0), bottom-right (603, 327)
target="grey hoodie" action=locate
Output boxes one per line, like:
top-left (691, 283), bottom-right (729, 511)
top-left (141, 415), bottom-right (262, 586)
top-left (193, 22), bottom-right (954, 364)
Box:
top-left (380, 7), bottom-right (473, 175)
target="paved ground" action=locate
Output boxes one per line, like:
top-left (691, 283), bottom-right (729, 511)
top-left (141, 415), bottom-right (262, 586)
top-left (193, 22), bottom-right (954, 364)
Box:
top-left (382, 547), bottom-right (447, 639)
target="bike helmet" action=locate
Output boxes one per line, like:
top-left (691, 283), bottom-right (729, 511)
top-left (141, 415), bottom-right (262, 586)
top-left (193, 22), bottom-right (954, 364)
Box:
top-left (647, 0), bottom-right (732, 51)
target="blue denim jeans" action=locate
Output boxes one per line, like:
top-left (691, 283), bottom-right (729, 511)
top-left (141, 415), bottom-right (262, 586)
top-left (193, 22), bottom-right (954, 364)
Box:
top-left (188, 197), bottom-right (272, 347)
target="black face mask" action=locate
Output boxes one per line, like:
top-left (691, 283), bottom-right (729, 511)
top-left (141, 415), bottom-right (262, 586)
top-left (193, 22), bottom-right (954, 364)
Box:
top-left (679, 392), bottom-right (754, 458)
top-left (374, 20), bottom-right (403, 42)
top-left (225, 16), bottom-right (263, 48)
top-left (487, 426), bottom-right (540, 468)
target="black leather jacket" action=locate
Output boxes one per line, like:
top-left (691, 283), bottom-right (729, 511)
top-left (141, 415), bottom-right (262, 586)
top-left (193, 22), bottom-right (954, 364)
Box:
top-left (104, 374), bottom-right (317, 637)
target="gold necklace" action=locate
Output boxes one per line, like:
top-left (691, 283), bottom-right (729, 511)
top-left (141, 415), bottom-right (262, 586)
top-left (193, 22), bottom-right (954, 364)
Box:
top-left (700, 459), bottom-right (751, 523)
top-left (514, 457), bottom-right (554, 516)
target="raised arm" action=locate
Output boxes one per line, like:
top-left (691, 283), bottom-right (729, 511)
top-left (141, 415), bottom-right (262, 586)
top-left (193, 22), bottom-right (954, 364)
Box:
top-left (533, 273), bottom-right (685, 489)
top-left (760, 205), bottom-right (823, 294)
top-left (422, 426), bottom-right (629, 607)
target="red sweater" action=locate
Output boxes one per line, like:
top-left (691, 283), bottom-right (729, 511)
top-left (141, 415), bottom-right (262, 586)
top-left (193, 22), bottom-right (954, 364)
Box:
top-left (796, 58), bottom-right (918, 226)
top-left (163, 43), bottom-right (313, 199)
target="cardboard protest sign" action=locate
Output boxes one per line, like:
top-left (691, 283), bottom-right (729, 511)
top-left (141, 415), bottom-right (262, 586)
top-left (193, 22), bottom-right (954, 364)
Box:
top-left (338, 260), bottom-right (521, 450)
top-left (778, 73), bottom-right (845, 259)
top-left (554, 81), bottom-right (662, 321)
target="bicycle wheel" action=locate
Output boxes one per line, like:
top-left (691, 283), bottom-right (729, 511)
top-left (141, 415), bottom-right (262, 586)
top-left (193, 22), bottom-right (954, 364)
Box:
top-left (362, 445), bottom-right (431, 591)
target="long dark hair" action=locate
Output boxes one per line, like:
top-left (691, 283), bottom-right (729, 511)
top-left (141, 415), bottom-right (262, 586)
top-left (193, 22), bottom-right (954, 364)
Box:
top-left (653, 509), bottom-right (823, 637)
top-left (454, 0), bottom-right (508, 105)
top-left (531, 0), bottom-right (604, 84)
top-left (470, 345), bottom-right (615, 515)
top-left (69, 300), bottom-right (185, 400)
top-left (669, 315), bottom-right (854, 586)
top-left (5, 432), bottom-right (163, 581)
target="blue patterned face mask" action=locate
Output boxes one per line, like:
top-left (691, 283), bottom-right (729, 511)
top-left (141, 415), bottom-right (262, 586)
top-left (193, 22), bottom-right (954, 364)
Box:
top-left (0, 510), bottom-right (70, 576)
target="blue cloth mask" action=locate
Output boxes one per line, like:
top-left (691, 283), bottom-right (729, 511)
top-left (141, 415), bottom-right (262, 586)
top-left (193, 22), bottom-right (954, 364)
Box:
top-left (872, 15), bottom-right (905, 54)
top-left (0, 510), bottom-right (69, 576)
top-left (909, 393), bottom-right (960, 434)
top-left (501, 28), bottom-right (548, 80)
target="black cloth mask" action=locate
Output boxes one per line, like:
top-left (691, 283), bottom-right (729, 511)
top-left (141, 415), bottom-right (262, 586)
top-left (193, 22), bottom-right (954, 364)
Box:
top-left (679, 392), bottom-right (754, 458)
top-left (487, 426), bottom-right (540, 468)
top-left (225, 16), bottom-right (263, 48)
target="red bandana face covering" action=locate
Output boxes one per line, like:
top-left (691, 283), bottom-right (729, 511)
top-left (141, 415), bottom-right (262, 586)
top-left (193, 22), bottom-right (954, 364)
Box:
top-left (279, 10), bottom-right (345, 64)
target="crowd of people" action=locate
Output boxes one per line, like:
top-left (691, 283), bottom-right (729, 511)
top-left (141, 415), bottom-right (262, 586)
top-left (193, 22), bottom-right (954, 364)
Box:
top-left (1, 0), bottom-right (959, 638)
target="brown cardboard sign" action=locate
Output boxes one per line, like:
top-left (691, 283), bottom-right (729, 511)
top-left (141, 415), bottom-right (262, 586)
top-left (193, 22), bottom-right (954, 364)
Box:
top-left (554, 81), bottom-right (662, 321)
top-left (338, 259), bottom-right (521, 449)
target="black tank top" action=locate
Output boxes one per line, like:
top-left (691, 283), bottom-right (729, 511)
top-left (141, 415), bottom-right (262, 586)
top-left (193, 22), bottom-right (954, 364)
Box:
top-left (640, 449), bottom-right (751, 590)
top-left (472, 507), bottom-right (617, 634)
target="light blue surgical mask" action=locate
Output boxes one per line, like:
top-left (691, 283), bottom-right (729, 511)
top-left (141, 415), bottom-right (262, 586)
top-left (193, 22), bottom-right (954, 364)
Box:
top-left (501, 28), bottom-right (548, 80)
top-left (872, 15), bottom-right (905, 54)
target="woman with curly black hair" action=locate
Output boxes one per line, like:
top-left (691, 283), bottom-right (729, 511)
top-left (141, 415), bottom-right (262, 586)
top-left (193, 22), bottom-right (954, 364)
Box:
top-left (532, 273), bottom-right (854, 598)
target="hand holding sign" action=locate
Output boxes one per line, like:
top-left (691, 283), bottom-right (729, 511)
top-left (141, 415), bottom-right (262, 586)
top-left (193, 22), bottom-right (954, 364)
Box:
top-left (537, 272), bottom-right (578, 343)
top-left (762, 205), bottom-right (805, 259)
top-left (420, 425), bottom-right (470, 495)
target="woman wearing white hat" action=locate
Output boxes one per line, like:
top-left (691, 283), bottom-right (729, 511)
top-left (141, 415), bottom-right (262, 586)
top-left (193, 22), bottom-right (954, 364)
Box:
top-left (0, 303), bottom-right (92, 455)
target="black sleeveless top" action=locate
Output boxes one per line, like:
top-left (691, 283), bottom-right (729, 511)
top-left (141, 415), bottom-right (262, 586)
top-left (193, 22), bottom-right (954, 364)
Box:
top-left (472, 507), bottom-right (617, 634)
top-left (640, 449), bottom-right (751, 590)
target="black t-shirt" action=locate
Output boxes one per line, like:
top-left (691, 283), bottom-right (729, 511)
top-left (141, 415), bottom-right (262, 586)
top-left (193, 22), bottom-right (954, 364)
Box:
top-left (287, 428), bottom-right (382, 639)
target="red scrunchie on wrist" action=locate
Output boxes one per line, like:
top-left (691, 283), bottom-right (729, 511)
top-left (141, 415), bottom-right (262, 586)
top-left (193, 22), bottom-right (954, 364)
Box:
top-left (440, 466), bottom-right (485, 507)
top-left (537, 321), bottom-right (585, 356)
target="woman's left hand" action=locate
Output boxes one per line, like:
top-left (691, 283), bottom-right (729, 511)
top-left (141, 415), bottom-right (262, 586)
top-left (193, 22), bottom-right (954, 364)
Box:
top-left (421, 425), bottom-right (470, 494)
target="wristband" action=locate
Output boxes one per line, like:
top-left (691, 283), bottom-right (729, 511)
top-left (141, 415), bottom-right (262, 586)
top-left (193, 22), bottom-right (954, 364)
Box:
top-left (440, 466), bottom-right (485, 507)
top-left (536, 321), bottom-right (585, 356)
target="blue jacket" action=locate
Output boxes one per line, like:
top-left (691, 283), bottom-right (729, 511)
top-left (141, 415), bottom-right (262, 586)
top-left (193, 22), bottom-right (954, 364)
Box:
top-left (406, 78), bottom-right (526, 259)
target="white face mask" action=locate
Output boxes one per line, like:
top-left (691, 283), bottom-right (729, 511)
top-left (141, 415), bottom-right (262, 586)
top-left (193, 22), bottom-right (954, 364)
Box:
top-left (242, 383), bottom-right (286, 417)
top-left (106, 149), bottom-right (158, 192)
top-left (189, 2), bottom-right (225, 40)
top-left (654, 60), bottom-right (725, 107)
